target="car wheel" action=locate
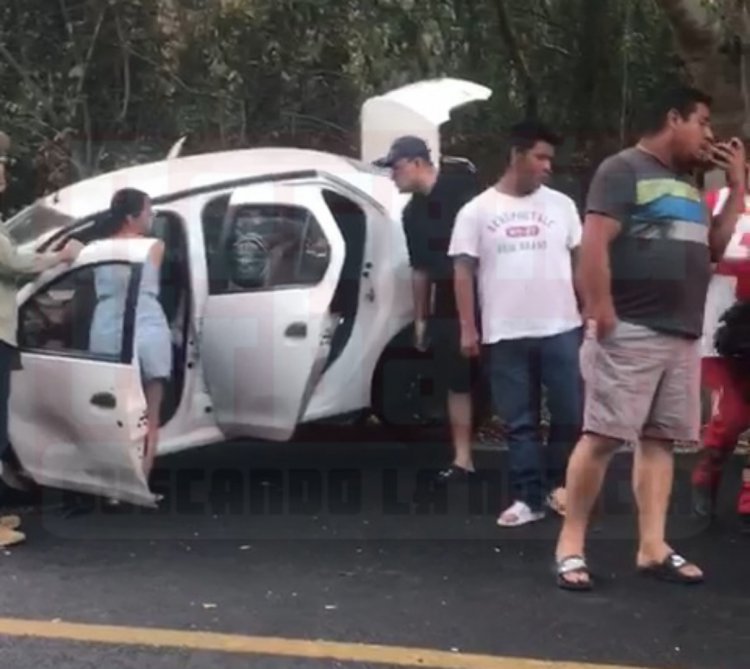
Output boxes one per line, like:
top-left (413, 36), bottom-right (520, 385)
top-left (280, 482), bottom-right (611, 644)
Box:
top-left (372, 348), bottom-right (446, 431)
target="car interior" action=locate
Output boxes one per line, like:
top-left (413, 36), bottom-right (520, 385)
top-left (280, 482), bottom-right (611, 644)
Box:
top-left (150, 211), bottom-right (191, 425)
top-left (320, 189), bottom-right (366, 371)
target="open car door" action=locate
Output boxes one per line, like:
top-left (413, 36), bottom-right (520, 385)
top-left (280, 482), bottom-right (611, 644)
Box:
top-left (360, 77), bottom-right (492, 165)
top-left (9, 237), bottom-right (161, 507)
top-left (200, 180), bottom-right (345, 441)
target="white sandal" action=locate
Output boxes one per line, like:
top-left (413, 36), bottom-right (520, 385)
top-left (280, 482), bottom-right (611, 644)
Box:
top-left (496, 500), bottom-right (546, 527)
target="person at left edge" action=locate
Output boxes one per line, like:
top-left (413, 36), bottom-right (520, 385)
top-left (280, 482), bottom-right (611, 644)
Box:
top-left (375, 136), bottom-right (481, 483)
top-left (0, 130), bottom-right (83, 546)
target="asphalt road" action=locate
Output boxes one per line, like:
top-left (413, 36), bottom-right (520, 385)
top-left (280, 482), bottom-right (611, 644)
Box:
top-left (0, 426), bottom-right (748, 669)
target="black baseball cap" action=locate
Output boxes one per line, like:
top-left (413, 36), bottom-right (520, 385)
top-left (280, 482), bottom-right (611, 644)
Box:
top-left (373, 135), bottom-right (431, 167)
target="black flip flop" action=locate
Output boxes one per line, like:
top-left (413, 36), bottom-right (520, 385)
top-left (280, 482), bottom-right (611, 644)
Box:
top-left (556, 555), bottom-right (593, 591)
top-left (637, 552), bottom-right (704, 585)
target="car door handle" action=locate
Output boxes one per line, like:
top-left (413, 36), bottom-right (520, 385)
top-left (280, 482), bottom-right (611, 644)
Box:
top-left (91, 392), bottom-right (116, 409)
top-left (285, 322), bottom-right (307, 338)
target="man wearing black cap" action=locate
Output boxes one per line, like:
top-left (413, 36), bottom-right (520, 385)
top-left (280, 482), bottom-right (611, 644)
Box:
top-left (375, 135), bottom-right (481, 482)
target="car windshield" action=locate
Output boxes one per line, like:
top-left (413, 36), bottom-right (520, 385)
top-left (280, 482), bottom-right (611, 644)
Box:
top-left (2, 201), bottom-right (75, 248)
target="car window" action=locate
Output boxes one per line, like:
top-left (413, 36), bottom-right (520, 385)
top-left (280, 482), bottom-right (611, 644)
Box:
top-left (18, 262), bottom-right (136, 362)
top-left (201, 194), bottom-right (230, 255)
top-left (201, 194), bottom-right (231, 292)
top-left (214, 204), bottom-right (330, 293)
top-left (1, 201), bottom-right (74, 247)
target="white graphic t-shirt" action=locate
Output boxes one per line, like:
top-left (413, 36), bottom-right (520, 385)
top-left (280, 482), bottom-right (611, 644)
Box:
top-left (448, 185), bottom-right (582, 343)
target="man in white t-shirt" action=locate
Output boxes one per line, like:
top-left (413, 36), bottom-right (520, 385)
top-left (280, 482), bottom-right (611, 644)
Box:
top-left (448, 120), bottom-right (583, 527)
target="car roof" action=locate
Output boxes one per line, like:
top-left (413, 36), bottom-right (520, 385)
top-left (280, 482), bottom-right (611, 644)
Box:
top-left (43, 147), bottom-right (383, 219)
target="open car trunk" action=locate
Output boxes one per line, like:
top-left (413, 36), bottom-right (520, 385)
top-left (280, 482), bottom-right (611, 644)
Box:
top-left (360, 78), bottom-right (492, 166)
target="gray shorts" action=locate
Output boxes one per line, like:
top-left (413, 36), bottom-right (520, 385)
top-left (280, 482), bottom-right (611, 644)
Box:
top-left (581, 321), bottom-right (701, 444)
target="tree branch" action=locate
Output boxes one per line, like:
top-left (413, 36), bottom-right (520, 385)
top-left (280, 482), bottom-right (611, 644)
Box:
top-left (281, 112), bottom-right (349, 135)
top-left (490, 0), bottom-right (537, 117)
top-left (57, 0), bottom-right (74, 43)
top-left (74, 7), bottom-right (106, 101)
top-left (114, 11), bottom-right (131, 123)
top-left (0, 39), bottom-right (61, 126)
top-left (82, 99), bottom-right (93, 174)
top-left (124, 46), bottom-right (234, 101)
top-left (539, 41), bottom-right (572, 58)
top-left (525, 5), bottom-right (569, 33)
top-left (0, 39), bottom-right (34, 91)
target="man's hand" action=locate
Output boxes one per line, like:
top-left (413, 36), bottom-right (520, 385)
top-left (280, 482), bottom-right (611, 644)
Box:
top-left (460, 325), bottom-right (480, 358)
top-left (585, 300), bottom-right (617, 341)
top-left (414, 319), bottom-right (429, 353)
top-left (710, 139), bottom-right (746, 189)
top-left (59, 239), bottom-right (84, 263)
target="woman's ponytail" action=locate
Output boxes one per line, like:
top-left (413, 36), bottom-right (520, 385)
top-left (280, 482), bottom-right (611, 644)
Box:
top-left (89, 210), bottom-right (120, 238)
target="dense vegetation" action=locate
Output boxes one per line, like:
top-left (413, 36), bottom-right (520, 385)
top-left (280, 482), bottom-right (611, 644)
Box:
top-left (0, 0), bottom-right (744, 212)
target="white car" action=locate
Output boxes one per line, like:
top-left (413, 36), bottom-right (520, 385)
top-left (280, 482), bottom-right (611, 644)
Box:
top-left (1, 78), bottom-right (492, 507)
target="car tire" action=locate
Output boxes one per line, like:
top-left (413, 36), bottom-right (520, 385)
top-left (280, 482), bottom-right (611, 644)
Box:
top-left (372, 332), bottom-right (493, 423)
top-left (371, 347), bottom-right (446, 432)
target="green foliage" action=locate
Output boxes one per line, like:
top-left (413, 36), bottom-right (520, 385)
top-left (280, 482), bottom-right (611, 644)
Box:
top-left (0, 0), bottom-right (699, 213)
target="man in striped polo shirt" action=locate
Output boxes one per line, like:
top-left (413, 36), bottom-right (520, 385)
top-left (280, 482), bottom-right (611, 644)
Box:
top-left (554, 87), bottom-right (746, 591)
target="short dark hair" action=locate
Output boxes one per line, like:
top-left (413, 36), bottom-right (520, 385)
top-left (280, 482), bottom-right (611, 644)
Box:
top-left (641, 86), bottom-right (713, 135)
top-left (508, 119), bottom-right (562, 154)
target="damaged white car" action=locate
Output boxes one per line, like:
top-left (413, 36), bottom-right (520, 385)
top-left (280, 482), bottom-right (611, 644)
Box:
top-left (1, 78), bottom-right (492, 506)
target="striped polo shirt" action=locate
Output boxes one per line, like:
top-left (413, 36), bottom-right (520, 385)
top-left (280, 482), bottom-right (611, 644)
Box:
top-left (586, 146), bottom-right (712, 338)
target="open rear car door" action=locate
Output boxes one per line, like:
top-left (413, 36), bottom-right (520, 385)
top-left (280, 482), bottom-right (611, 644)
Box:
top-left (9, 238), bottom-right (161, 507)
top-left (199, 180), bottom-right (345, 441)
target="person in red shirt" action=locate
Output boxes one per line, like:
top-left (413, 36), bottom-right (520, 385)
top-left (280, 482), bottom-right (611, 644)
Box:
top-left (693, 175), bottom-right (750, 524)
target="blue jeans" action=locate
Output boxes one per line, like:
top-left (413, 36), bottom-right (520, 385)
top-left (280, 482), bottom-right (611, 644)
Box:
top-left (487, 327), bottom-right (583, 511)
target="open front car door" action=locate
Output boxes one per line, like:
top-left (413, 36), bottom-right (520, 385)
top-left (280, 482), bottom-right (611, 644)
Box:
top-left (10, 237), bottom-right (161, 507)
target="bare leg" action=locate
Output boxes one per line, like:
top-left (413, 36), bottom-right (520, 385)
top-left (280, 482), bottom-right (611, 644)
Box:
top-left (142, 380), bottom-right (164, 480)
top-left (448, 390), bottom-right (474, 471)
top-left (555, 433), bottom-right (620, 585)
top-left (634, 438), bottom-right (702, 578)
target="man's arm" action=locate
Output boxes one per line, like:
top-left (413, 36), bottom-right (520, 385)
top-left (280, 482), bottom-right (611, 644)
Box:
top-left (412, 268), bottom-right (432, 342)
top-left (578, 153), bottom-right (633, 338)
top-left (0, 233), bottom-right (66, 280)
top-left (448, 199), bottom-right (480, 356)
top-left (709, 186), bottom-right (744, 260)
top-left (708, 140), bottom-right (746, 260)
top-left (565, 198), bottom-right (584, 309)
top-left (577, 214), bottom-right (621, 322)
top-left (453, 255), bottom-right (478, 346)
top-left (570, 247), bottom-right (582, 309)
top-left (402, 207), bottom-right (433, 349)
